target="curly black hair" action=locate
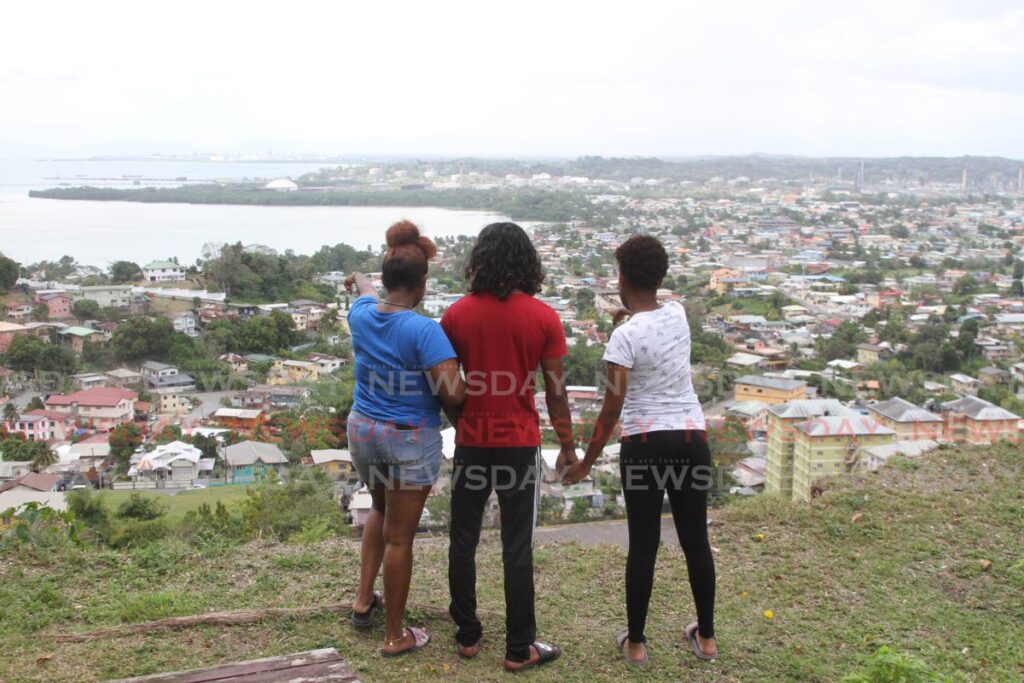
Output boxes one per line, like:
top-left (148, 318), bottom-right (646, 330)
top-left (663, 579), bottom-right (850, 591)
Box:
top-left (615, 234), bottom-right (668, 290)
top-left (464, 222), bottom-right (545, 299)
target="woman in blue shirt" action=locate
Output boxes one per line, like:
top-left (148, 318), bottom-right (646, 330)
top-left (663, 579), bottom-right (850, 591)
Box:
top-left (345, 221), bottom-right (466, 657)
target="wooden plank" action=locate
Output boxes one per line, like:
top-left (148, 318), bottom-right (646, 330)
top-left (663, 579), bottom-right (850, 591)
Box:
top-left (106, 648), bottom-right (359, 683)
top-left (217, 660), bottom-right (360, 683)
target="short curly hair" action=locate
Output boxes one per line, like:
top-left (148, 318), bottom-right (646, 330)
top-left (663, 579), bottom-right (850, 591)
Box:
top-left (615, 235), bottom-right (668, 290)
top-left (465, 222), bottom-right (545, 299)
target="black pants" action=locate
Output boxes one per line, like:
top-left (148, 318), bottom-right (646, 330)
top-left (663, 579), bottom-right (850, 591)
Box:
top-left (448, 446), bottom-right (539, 662)
top-left (620, 429), bottom-right (716, 642)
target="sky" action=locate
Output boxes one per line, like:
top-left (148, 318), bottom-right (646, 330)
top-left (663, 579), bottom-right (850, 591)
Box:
top-left (2, 0), bottom-right (1023, 159)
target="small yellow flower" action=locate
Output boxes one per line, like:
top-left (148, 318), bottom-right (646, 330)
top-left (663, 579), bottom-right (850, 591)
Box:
top-left (741, 591), bottom-right (749, 598)
top-left (763, 609), bottom-right (775, 620)
top-left (754, 532), bottom-right (766, 542)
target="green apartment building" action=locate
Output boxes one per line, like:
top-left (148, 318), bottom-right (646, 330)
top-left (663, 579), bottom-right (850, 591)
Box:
top-left (791, 415), bottom-right (895, 502)
top-left (765, 399), bottom-right (857, 499)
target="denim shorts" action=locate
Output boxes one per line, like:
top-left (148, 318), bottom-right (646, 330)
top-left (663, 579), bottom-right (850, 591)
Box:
top-left (347, 410), bottom-right (443, 487)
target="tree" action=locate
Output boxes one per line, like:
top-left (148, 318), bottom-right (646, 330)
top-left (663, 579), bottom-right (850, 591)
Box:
top-left (116, 493), bottom-right (166, 520)
top-left (31, 445), bottom-right (57, 472)
top-left (25, 396), bottom-right (44, 412)
top-left (108, 422), bottom-right (144, 472)
top-left (31, 304), bottom-right (49, 322)
top-left (1, 335), bottom-right (76, 374)
top-left (564, 342), bottom-right (605, 386)
top-left (3, 402), bottom-right (18, 423)
top-left (110, 261), bottom-right (143, 283)
top-left (0, 252), bottom-right (19, 292)
top-left (111, 317), bottom-right (175, 361)
top-left (72, 299), bottom-right (101, 320)
top-left (952, 274), bottom-right (977, 297)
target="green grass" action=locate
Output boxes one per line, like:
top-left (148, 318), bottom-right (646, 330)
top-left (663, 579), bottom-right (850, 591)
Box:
top-left (1, 444), bottom-right (1022, 681)
top-left (102, 485), bottom-right (250, 520)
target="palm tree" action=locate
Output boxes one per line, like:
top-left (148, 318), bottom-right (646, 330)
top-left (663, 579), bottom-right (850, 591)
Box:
top-left (31, 444), bottom-right (57, 472)
top-left (2, 402), bottom-right (18, 424)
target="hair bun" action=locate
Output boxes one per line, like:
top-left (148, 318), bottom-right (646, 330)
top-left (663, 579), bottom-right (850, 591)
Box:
top-left (386, 220), bottom-right (422, 248)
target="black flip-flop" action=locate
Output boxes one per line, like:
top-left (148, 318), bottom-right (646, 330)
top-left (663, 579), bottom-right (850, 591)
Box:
top-left (350, 592), bottom-right (382, 629)
top-left (684, 622), bottom-right (718, 661)
top-left (381, 627), bottom-right (430, 658)
top-left (504, 642), bottom-right (561, 673)
top-left (615, 628), bottom-right (648, 666)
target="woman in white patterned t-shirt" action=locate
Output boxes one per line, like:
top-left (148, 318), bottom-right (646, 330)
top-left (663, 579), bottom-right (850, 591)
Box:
top-left (564, 235), bottom-right (718, 666)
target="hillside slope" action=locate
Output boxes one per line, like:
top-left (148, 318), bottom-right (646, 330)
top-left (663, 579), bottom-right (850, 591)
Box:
top-left (1, 443), bottom-right (1021, 682)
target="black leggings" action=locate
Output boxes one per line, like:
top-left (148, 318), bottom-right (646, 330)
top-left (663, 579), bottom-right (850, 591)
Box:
top-left (620, 429), bottom-right (715, 642)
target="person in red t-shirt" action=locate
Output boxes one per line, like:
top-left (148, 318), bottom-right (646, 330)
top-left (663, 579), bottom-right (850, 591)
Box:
top-left (441, 222), bottom-right (577, 673)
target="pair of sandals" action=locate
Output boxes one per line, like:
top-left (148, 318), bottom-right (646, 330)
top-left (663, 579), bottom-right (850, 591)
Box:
top-left (615, 622), bottom-right (718, 666)
top-left (459, 640), bottom-right (562, 674)
top-left (350, 592), bottom-right (431, 658)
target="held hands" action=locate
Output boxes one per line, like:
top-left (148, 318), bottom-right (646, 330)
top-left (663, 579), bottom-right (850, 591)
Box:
top-left (562, 461), bottom-right (592, 486)
top-left (554, 444), bottom-right (579, 473)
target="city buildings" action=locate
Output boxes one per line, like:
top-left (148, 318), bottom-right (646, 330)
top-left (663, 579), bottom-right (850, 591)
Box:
top-left (791, 415), bottom-right (896, 502)
top-left (734, 375), bottom-right (807, 405)
top-left (764, 399), bottom-right (858, 498)
top-left (43, 388), bottom-right (137, 431)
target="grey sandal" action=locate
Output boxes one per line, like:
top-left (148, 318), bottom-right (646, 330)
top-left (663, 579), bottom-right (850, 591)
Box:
top-left (615, 628), bottom-right (648, 666)
top-left (350, 591), bottom-right (382, 629)
top-left (684, 622), bottom-right (718, 661)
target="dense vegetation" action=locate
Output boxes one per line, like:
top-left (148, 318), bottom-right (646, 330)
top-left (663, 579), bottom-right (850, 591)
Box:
top-left (30, 185), bottom-right (612, 223)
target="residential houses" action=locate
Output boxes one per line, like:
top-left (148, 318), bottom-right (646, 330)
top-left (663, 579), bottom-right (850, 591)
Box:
top-left (141, 361), bottom-right (196, 391)
top-left (72, 285), bottom-right (133, 308)
top-left (129, 440), bottom-right (211, 487)
top-left (57, 326), bottom-right (106, 353)
top-left (0, 473), bottom-right (66, 512)
top-left (734, 375), bottom-right (807, 405)
top-left (941, 396), bottom-right (1021, 445)
top-left (0, 322), bottom-right (29, 353)
top-left (764, 399), bottom-right (858, 498)
top-left (790, 415), bottom-right (896, 502)
top-left (143, 260), bottom-right (186, 282)
top-left (867, 397), bottom-right (945, 441)
top-left (212, 407), bottom-right (266, 430)
top-left (268, 359), bottom-right (320, 385)
top-left (222, 440), bottom-right (289, 483)
top-left (44, 388), bottom-right (137, 431)
top-left (309, 449), bottom-right (355, 478)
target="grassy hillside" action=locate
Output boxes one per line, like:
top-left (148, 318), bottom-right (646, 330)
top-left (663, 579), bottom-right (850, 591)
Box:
top-left (1, 443), bottom-right (1022, 682)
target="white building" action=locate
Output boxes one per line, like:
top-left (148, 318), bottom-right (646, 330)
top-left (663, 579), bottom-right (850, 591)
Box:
top-left (0, 473), bottom-right (66, 512)
top-left (143, 260), bottom-right (186, 283)
top-left (129, 440), bottom-right (212, 486)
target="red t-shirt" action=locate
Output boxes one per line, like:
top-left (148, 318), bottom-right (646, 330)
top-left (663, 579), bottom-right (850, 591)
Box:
top-left (441, 292), bottom-right (568, 447)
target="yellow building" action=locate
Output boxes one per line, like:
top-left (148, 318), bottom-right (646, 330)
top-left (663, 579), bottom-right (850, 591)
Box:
top-left (310, 449), bottom-right (355, 478)
top-left (154, 388), bottom-right (190, 415)
top-left (856, 343), bottom-right (884, 365)
top-left (941, 396), bottom-right (1021, 445)
top-left (268, 359), bottom-right (320, 386)
top-left (734, 375), bottom-right (806, 405)
top-left (709, 268), bottom-right (742, 295)
top-left (867, 397), bottom-right (944, 441)
top-left (764, 399), bottom-right (857, 498)
top-left (791, 415), bottom-right (895, 502)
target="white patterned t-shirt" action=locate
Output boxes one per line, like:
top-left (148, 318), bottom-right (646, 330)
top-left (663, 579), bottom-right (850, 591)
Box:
top-left (602, 301), bottom-right (706, 436)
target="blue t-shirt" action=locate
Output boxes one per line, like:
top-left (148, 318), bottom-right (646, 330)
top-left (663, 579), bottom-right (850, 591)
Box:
top-left (348, 295), bottom-right (456, 427)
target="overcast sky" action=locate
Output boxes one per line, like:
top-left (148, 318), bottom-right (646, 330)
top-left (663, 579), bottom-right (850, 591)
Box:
top-left (2, 0), bottom-right (1022, 159)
